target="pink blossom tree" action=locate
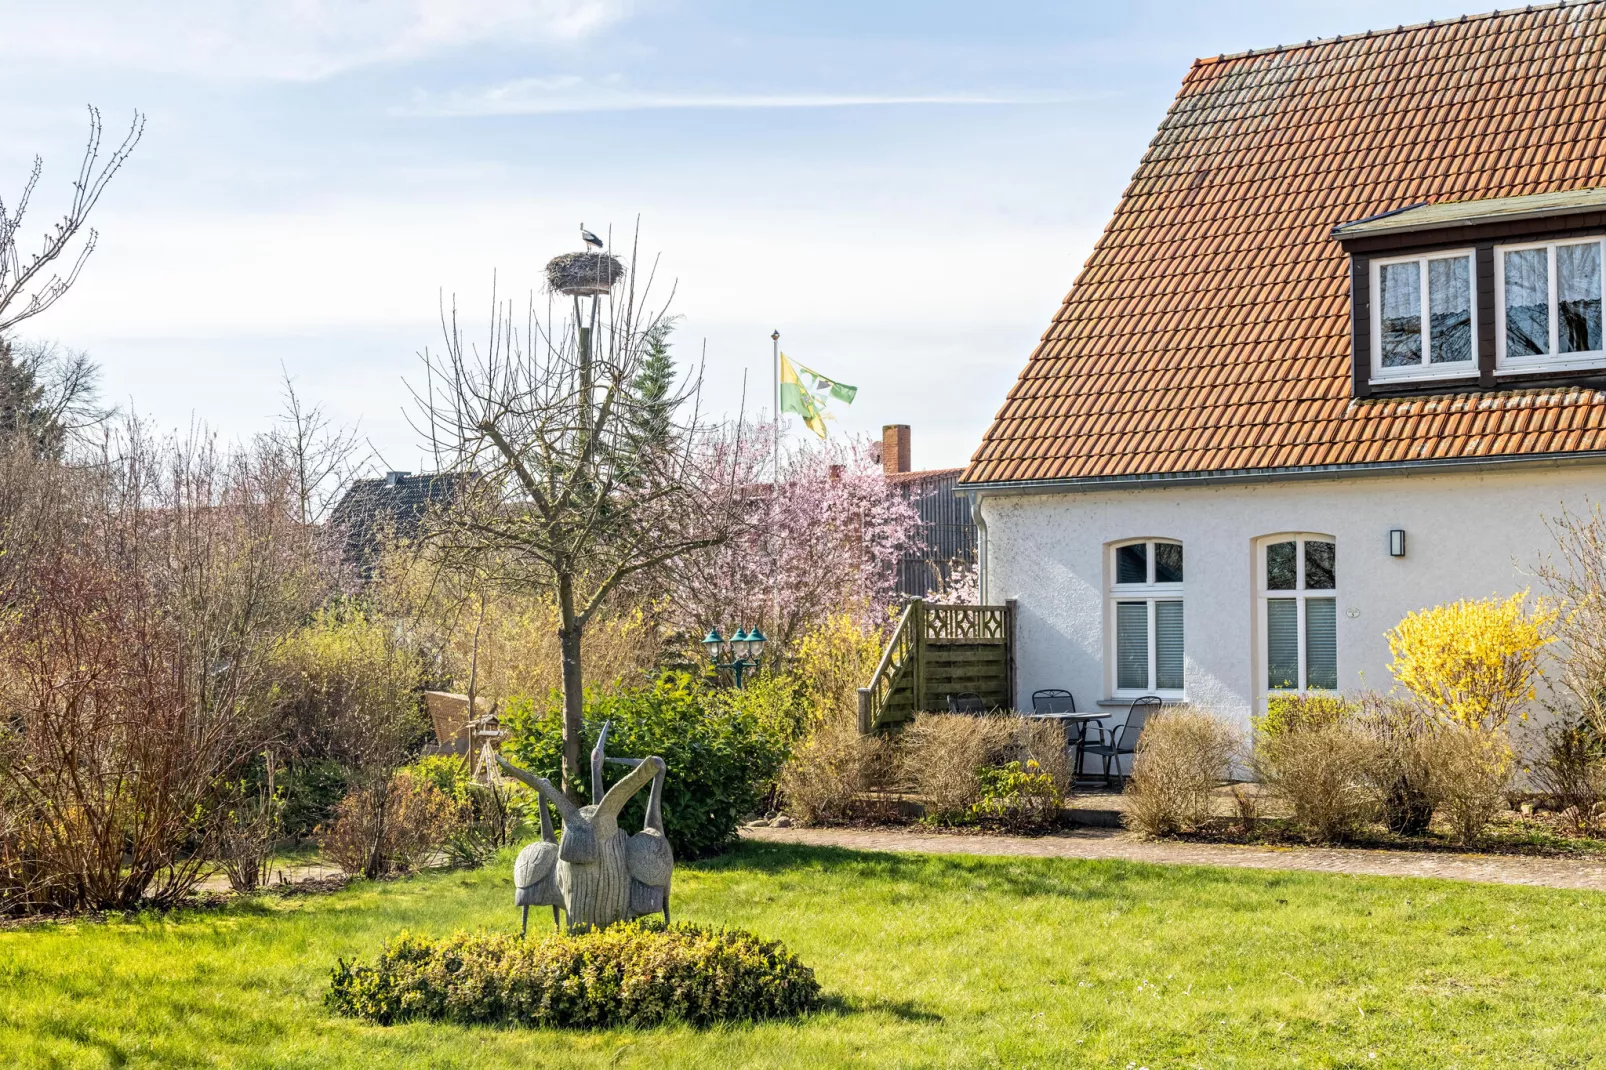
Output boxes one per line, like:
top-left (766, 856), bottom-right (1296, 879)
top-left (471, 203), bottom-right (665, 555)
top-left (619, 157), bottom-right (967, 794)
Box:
top-left (673, 431), bottom-right (920, 652)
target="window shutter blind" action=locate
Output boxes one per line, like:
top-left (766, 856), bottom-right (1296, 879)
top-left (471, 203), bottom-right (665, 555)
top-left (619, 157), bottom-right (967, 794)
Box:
top-left (1305, 598), bottom-right (1338, 690)
top-left (1155, 600), bottom-right (1183, 690)
top-left (1116, 601), bottom-right (1149, 690)
top-left (1267, 598), bottom-right (1299, 690)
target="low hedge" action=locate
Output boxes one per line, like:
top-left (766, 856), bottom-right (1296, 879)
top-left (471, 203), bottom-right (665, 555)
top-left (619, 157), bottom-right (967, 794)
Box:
top-left (326, 920), bottom-right (820, 1029)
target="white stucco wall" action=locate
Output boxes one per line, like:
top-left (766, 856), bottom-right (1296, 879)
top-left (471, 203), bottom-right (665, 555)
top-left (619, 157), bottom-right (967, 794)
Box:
top-left (979, 463), bottom-right (1606, 739)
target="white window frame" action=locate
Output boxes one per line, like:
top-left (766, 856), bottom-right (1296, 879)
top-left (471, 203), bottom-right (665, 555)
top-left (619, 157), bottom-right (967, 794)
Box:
top-left (1107, 538), bottom-right (1184, 700)
top-left (1255, 533), bottom-right (1338, 699)
top-left (1495, 236), bottom-right (1606, 374)
top-left (1369, 248), bottom-right (1478, 383)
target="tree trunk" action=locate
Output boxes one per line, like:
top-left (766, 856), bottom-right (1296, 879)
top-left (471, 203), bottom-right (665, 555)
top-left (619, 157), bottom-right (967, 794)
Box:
top-left (557, 574), bottom-right (585, 805)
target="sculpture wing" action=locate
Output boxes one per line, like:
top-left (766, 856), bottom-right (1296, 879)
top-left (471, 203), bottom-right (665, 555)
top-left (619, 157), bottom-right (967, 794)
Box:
top-left (625, 828), bottom-right (674, 887)
top-left (514, 840), bottom-right (558, 889)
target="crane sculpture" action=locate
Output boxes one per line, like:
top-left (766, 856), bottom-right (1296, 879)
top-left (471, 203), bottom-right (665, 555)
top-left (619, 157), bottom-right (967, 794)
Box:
top-left (495, 722), bottom-right (673, 934)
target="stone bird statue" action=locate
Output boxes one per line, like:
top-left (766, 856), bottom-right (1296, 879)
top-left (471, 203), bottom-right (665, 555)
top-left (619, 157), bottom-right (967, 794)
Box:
top-left (513, 794), bottom-right (563, 935)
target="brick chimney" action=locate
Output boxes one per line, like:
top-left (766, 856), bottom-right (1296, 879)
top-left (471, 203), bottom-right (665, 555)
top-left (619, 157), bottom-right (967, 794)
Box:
top-left (881, 425), bottom-right (911, 475)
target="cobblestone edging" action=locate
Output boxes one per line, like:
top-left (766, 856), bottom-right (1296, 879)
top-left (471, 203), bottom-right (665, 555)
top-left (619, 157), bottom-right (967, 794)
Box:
top-left (741, 825), bottom-right (1606, 892)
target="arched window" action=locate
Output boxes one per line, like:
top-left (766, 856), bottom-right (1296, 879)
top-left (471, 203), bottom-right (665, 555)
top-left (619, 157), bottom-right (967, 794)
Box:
top-left (1108, 539), bottom-right (1184, 697)
top-left (1257, 534), bottom-right (1337, 693)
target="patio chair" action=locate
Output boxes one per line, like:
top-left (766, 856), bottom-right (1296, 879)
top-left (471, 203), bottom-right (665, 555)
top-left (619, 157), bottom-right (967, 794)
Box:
top-left (1081, 695), bottom-right (1163, 786)
top-left (1030, 689), bottom-right (1076, 714)
top-left (946, 692), bottom-right (986, 714)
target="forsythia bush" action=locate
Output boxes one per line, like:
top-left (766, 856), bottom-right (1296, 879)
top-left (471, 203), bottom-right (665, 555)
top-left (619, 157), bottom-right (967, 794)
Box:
top-left (326, 921), bottom-right (821, 1028)
top-left (1386, 592), bottom-right (1556, 730)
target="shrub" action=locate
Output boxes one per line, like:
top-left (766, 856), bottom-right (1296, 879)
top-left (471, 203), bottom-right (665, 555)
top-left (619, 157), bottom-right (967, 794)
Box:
top-left (503, 674), bottom-right (789, 858)
top-left (1124, 707), bottom-right (1238, 837)
top-left (1421, 724), bottom-right (1514, 845)
top-left (901, 713), bottom-right (1017, 823)
top-left (277, 758), bottom-right (349, 839)
top-left (1254, 697), bottom-right (1379, 842)
top-left (322, 771), bottom-right (464, 878)
top-left (790, 613), bottom-right (886, 731)
top-left (1357, 695), bottom-right (1436, 835)
top-left (1530, 716), bottom-right (1606, 833)
top-left (406, 755), bottom-right (534, 868)
top-left (1387, 592), bottom-right (1556, 731)
top-left (779, 712), bottom-right (890, 825)
top-left (326, 921), bottom-right (821, 1029)
top-left (1259, 692), bottom-right (1350, 739)
top-left (971, 760), bottom-right (1062, 831)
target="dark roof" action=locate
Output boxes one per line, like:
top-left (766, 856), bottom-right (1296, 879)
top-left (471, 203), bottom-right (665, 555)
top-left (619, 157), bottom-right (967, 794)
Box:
top-left (963, 3), bottom-right (1606, 486)
top-left (329, 472), bottom-right (465, 570)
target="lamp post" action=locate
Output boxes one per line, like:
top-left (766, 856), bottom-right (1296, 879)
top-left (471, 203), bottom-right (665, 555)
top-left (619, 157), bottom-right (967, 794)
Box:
top-left (700, 626), bottom-right (768, 689)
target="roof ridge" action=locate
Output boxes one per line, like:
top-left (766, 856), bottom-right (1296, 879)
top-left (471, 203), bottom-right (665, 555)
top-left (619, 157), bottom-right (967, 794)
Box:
top-left (1193, 0), bottom-right (1603, 68)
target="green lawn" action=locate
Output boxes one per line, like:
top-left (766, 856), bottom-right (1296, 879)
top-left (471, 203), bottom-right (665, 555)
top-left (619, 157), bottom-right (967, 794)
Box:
top-left (5, 843), bottom-right (1606, 1068)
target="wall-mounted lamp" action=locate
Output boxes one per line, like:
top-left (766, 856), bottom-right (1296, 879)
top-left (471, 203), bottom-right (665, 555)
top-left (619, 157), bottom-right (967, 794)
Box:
top-left (1388, 528), bottom-right (1406, 558)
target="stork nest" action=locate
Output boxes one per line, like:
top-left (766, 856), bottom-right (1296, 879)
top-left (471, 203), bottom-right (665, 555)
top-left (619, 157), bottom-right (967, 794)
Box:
top-left (546, 251), bottom-right (625, 296)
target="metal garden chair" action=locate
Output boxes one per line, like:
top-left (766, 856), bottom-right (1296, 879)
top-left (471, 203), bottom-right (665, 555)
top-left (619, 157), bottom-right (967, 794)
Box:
top-left (1081, 695), bottom-right (1162, 786)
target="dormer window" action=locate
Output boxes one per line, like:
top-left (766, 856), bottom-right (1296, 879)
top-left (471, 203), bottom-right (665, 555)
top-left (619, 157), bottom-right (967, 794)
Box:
top-left (1334, 187), bottom-right (1606, 398)
top-left (1373, 250), bottom-right (1475, 379)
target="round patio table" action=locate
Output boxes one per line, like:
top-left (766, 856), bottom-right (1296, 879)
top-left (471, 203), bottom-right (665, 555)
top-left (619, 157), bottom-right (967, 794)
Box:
top-left (1024, 711), bottom-right (1109, 779)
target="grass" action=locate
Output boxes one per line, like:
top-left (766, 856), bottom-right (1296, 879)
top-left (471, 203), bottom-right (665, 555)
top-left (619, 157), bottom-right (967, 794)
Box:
top-left (6, 843), bottom-right (1606, 1068)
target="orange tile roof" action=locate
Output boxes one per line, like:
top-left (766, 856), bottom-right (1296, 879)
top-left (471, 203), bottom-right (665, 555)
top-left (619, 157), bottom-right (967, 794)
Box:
top-left (962, 2), bottom-right (1606, 487)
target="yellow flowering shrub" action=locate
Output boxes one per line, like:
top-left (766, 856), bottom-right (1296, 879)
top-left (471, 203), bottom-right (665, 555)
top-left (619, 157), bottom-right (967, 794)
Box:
top-left (1386, 592), bottom-right (1556, 730)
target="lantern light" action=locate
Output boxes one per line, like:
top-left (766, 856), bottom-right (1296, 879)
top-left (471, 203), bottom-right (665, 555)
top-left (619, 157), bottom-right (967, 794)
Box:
top-left (701, 628), bottom-right (725, 657)
top-left (746, 628), bottom-right (768, 659)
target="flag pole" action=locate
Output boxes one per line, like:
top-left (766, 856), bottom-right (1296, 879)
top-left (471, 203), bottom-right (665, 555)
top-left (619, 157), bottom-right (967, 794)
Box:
top-left (770, 329), bottom-right (780, 636)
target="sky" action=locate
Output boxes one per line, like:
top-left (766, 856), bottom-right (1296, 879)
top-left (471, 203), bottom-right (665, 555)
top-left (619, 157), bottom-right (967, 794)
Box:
top-left (0, 0), bottom-right (1490, 474)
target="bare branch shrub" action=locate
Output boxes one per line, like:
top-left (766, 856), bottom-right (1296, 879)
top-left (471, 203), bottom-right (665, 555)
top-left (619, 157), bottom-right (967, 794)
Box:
top-left (1420, 724), bottom-right (1513, 845)
top-left (1255, 696), bottom-right (1379, 843)
top-left (1528, 717), bottom-right (1606, 833)
top-left (778, 713), bottom-right (891, 825)
top-left (901, 714), bottom-right (1018, 822)
top-left (0, 423), bottom-right (325, 913)
top-left (323, 770), bottom-right (462, 879)
top-left (1356, 694), bottom-right (1436, 835)
top-left (1124, 707), bottom-right (1238, 837)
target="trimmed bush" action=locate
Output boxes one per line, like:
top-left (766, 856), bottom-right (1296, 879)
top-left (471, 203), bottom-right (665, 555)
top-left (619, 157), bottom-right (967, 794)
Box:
top-left (1421, 724), bottom-right (1513, 846)
top-left (901, 713), bottom-right (1017, 823)
top-left (779, 713), bottom-right (890, 825)
top-left (1124, 707), bottom-right (1238, 837)
top-left (1255, 695), bottom-right (1378, 843)
top-left (326, 921), bottom-right (820, 1029)
top-left (503, 674), bottom-right (789, 858)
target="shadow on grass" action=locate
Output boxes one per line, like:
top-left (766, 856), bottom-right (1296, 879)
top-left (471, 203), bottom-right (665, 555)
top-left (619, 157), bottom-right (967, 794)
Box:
top-left (693, 839), bottom-right (1318, 907)
top-left (815, 993), bottom-right (943, 1023)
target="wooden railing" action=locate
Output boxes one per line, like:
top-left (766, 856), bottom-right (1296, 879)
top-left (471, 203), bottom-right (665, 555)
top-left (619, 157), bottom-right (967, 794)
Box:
top-left (857, 600), bottom-right (1014, 732)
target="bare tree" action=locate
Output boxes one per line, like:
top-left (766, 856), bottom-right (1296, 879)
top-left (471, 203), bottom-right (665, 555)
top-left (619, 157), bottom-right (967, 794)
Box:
top-left (267, 367), bottom-right (367, 524)
top-left (411, 237), bottom-right (751, 801)
top-left (0, 337), bottom-right (112, 455)
top-left (0, 106), bottom-right (144, 334)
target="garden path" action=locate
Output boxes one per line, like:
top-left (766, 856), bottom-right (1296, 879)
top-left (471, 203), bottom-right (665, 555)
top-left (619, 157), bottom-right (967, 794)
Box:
top-left (742, 825), bottom-right (1606, 892)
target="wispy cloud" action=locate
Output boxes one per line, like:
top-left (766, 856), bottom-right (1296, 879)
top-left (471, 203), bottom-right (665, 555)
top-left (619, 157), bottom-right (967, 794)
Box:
top-left (4, 0), bottom-right (627, 81)
top-left (399, 77), bottom-right (1088, 116)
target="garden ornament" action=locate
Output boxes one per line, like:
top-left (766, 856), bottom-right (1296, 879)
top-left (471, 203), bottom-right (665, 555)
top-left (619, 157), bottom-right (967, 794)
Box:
top-left (497, 721), bottom-right (674, 934)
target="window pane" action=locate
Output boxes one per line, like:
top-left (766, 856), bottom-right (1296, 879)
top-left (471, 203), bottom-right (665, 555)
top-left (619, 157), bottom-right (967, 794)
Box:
top-left (1267, 598), bottom-right (1299, 690)
top-left (1379, 261), bottom-right (1423, 367)
top-left (1429, 256), bottom-right (1473, 364)
top-left (1116, 543), bottom-right (1148, 585)
top-left (1304, 540), bottom-right (1335, 590)
top-left (1154, 542), bottom-right (1183, 584)
top-left (1266, 541), bottom-right (1296, 590)
top-left (1155, 600), bottom-right (1184, 690)
top-left (1306, 599), bottom-right (1338, 691)
top-left (1116, 602), bottom-right (1149, 690)
top-left (1558, 242), bottom-right (1603, 355)
top-left (1504, 247), bottom-right (1550, 357)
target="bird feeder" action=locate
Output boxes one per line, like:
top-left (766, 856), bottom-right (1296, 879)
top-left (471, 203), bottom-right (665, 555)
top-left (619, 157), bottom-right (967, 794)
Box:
top-left (546, 251), bottom-right (625, 296)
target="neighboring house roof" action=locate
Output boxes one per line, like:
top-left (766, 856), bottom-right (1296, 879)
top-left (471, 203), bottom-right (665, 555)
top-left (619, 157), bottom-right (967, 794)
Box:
top-left (963, 3), bottom-right (1606, 488)
top-left (329, 471), bottom-right (465, 572)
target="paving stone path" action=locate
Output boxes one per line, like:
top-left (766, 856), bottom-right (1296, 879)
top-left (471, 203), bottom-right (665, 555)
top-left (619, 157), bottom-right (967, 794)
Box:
top-left (742, 824), bottom-right (1606, 892)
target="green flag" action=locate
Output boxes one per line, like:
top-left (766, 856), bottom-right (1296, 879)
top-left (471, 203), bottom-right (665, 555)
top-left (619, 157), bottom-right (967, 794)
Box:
top-left (779, 352), bottom-right (827, 438)
top-left (796, 362), bottom-right (857, 405)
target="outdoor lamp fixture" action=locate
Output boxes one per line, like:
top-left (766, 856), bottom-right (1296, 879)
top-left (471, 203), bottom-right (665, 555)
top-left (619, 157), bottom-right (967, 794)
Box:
top-left (1389, 528), bottom-right (1407, 558)
top-left (701, 626), bottom-right (768, 688)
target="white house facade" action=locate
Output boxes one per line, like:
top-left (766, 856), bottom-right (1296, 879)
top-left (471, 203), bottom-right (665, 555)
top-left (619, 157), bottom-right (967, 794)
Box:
top-left (977, 463), bottom-right (1603, 734)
